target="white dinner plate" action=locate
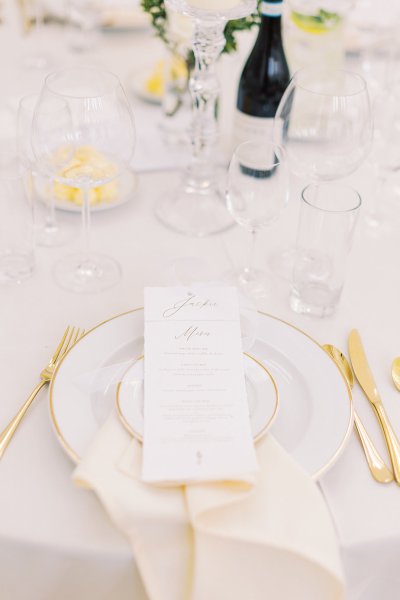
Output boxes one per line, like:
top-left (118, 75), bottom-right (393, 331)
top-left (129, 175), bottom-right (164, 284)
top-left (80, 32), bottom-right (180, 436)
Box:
top-left (115, 353), bottom-right (279, 443)
top-left (49, 309), bottom-right (352, 479)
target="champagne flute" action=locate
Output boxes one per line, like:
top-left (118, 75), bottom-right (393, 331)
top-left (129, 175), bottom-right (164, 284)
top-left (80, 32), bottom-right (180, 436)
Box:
top-left (32, 67), bottom-right (135, 292)
top-left (226, 140), bottom-right (288, 298)
top-left (17, 94), bottom-right (74, 247)
top-left (271, 67), bottom-right (373, 278)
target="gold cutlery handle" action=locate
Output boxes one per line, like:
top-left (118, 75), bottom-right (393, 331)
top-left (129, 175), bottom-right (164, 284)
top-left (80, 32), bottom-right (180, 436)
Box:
top-left (0, 380), bottom-right (47, 458)
top-left (354, 412), bottom-right (393, 483)
top-left (373, 402), bottom-right (400, 485)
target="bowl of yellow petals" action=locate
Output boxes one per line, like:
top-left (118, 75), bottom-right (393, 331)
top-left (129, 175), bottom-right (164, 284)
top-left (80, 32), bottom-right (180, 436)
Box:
top-left (36, 146), bottom-right (136, 213)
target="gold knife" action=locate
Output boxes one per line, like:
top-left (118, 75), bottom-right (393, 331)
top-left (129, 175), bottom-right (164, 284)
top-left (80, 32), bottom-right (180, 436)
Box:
top-left (348, 329), bottom-right (400, 485)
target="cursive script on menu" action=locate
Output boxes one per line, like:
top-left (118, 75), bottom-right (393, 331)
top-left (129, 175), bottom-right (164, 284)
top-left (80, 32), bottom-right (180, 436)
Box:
top-left (143, 287), bottom-right (258, 483)
top-left (162, 293), bottom-right (217, 319)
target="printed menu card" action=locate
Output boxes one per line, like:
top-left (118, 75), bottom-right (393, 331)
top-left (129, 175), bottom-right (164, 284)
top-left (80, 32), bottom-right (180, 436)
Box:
top-left (142, 287), bottom-right (258, 483)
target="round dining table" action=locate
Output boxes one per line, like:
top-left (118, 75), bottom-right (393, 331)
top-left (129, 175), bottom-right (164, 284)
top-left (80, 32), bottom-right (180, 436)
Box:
top-left (1, 2), bottom-right (400, 599)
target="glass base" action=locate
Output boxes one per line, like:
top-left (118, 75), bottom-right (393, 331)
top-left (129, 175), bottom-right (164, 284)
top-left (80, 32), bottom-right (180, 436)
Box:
top-left (290, 286), bottom-right (339, 318)
top-left (224, 268), bottom-right (271, 300)
top-left (156, 184), bottom-right (234, 237)
top-left (54, 253), bottom-right (121, 293)
top-left (0, 253), bottom-right (34, 284)
top-left (20, 52), bottom-right (50, 70)
top-left (35, 222), bottom-right (76, 248)
top-left (160, 257), bottom-right (220, 286)
top-left (268, 246), bottom-right (297, 282)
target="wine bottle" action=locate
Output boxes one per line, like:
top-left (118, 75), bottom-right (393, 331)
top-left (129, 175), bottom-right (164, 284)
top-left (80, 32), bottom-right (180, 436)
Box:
top-left (234, 0), bottom-right (290, 147)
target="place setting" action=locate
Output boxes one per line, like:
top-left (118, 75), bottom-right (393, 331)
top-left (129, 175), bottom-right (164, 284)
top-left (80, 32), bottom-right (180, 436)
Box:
top-left (53, 285), bottom-right (348, 598)
top-left (47, 300), bottom-right (352, 477)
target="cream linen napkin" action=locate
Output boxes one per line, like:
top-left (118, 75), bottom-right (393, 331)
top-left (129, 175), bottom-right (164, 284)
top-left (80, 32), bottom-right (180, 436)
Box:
top-left (73, 413), bottom-right (344, 600)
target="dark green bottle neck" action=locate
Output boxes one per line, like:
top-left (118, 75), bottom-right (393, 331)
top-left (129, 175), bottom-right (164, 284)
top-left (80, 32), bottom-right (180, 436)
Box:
top-left (258, 13), bottom-right (283, 42)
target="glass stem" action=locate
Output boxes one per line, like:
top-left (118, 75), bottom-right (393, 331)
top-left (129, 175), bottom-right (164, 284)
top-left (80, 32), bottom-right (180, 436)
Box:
top-left (244, 230), bottom-right (257, 280)
top-left (81, 188), bottom-right (91, 257)
top-left (44, 193), bottom-right (57, 233)
top-left (366, 174), bottom-right (385, 229)
top-left (28, 170), bottom-right (36, 245)
top-left (186, 18), bottom-right (226, 189)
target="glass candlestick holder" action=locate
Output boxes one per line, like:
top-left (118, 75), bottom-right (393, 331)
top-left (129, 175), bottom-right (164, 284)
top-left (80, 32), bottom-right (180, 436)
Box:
top-left (156, 0), bottom-right (256, 237)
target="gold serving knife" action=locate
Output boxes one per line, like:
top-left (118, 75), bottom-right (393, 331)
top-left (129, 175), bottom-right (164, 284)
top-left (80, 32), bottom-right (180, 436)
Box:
top-left (348, 329), bottom-right (400, 485)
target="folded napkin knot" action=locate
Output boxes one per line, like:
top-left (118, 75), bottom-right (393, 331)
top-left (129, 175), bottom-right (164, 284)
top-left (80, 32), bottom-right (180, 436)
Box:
top-left (73, 414), bottom-right (344, 600)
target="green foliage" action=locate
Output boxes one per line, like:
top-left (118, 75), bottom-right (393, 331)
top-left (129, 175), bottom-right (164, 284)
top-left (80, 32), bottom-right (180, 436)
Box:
top-left (141, 0), bottom-right (260, 55)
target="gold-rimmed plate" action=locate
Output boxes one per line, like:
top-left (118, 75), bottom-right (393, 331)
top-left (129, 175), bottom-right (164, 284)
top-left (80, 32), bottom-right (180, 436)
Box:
top-left (115, 352), bottom-right (279, 443)
top-left (49, 308), bottom-right (352, 478)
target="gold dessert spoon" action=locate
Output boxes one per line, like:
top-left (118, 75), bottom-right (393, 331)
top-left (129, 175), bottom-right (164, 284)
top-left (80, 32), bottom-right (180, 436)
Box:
top-left (323, 344), bottom-right (393, 484)
top-left (391, 357), bottom-right (400, 392)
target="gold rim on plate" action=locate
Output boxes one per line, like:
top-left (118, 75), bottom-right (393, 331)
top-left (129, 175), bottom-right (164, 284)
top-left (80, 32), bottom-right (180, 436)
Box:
top-left (49, 308), bottom-right (353, 479)
top-left (258, 310), bottom-right (354, 480)
top-left (115, 351), bottom-right (279, 444)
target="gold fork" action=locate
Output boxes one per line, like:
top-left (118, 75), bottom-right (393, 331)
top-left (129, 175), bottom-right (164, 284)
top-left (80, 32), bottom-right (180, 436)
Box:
top-left (0, 326), bottom-right (85, 458)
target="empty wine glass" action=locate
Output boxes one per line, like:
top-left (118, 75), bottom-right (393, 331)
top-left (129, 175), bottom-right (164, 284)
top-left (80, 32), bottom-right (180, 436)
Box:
top-left (271, 66), bottom-right (372, 278)
top-left (365, 81), bottom-right (400, 229)
top-left (66, 0), bottom-right (101, 53)
top-left (32, 67), bottom-right (135, 292)
top-left (276, 67), bottom-right (372, 180)
top-left (17, 94), bottom-right (75, 247)
top-left (226, 140), bottom-right (288, 298)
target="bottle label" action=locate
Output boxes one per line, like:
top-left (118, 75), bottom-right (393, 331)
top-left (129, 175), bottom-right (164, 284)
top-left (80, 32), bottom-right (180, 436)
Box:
top-left (233, 110), bottom-right (282, 149)
top-left (260, 1), bottom-right (283, 17)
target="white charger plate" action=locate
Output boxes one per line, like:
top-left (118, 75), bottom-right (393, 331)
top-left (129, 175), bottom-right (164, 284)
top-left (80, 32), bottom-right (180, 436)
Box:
top-left (49, 309), bottom-right (352, 479)
top-left (115, 353), bottom-right (279, 443)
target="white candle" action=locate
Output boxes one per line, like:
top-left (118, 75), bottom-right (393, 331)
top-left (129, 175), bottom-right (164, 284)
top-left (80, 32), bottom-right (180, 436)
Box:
top-left (166, 7), bottom-right (194, 41)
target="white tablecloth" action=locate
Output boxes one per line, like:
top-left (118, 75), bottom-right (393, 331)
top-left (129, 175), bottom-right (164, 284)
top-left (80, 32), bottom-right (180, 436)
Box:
top-left (1, 3), bottom-right (400, 599)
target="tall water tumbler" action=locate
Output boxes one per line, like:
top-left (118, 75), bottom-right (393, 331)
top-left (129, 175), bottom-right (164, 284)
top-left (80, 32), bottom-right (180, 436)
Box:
top-left (290, 183), bottom-right (361, 317)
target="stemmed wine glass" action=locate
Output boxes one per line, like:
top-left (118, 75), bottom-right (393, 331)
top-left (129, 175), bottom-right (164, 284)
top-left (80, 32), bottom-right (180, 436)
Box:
top-left (32, 67), bottom-right (135, 292)
top-left (17, 94), bottom-right (74, 247)
top-left (226, 140), bottom-right (288, 298)
top-left (271, 67), bottom-right (373, 278)
top-left (365, 81), bottom-right (400, 230)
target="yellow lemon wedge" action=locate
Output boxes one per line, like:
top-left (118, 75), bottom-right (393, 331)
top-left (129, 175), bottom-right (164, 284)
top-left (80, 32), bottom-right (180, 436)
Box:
top-left (144, 56), bottom-right (188, 98)
top-left (144, 60), bottom-right (165, 98)
top-left (169, 55), bottom-right (188, 82)
top-left (291, 10), bottom-right (341, 35)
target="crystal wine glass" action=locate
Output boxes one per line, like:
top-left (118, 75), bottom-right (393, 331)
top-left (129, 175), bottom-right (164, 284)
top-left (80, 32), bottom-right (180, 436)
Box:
top-left (32, 67), bottom-right (135, 292)
top-left (226, 140), bottom-right (288, 298)
top-left (365, 81), bottom-right (400, 229)
top-left (17, 94), bottom-right (74, 247)
top-left (271, 66), bottom-right (373, 278)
